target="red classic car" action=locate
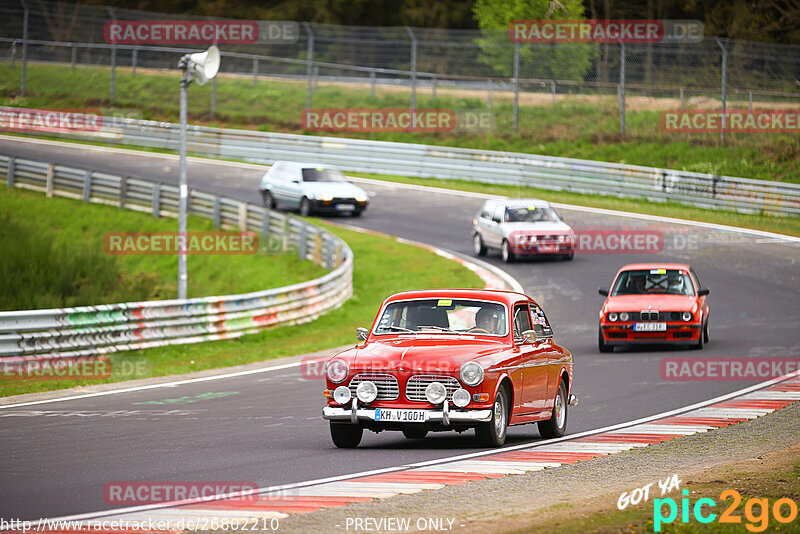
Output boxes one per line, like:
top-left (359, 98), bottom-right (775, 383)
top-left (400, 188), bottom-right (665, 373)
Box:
top-left (598, 263), bottom-right (710, 352)
top-left (322, 289), bottom-right (577, 448)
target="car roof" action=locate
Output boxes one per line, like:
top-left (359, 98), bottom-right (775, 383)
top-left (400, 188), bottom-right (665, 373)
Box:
top-left (499, 198), bottom-right (552, 208)
top-left (383, 289), bottom-right (535, 308)
top-left (618, 263), bottom-right (692, 271)
top-left (272, 161), bottom-right (338, 170)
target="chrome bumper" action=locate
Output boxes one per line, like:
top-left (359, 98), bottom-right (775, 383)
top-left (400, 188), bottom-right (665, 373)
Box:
top-left (322, 402), bottom-right (493, 425)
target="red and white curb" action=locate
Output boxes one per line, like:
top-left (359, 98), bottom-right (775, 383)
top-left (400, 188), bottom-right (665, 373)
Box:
top-left (86, 374), bottom-right (800, 525)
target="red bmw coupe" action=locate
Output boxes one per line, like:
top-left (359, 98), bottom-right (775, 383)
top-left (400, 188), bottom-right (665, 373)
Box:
top-left (598, 263), bottom-right (710, 352)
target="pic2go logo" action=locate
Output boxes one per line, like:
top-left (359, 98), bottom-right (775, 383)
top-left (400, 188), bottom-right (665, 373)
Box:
top-left (654, 489), bottom-right (799, 532)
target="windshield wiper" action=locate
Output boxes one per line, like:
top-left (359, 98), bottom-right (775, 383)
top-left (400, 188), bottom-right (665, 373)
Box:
top-left (417, 325), bottom-right (463, 336)
top-left (384, 325), bottom-right (417, 334)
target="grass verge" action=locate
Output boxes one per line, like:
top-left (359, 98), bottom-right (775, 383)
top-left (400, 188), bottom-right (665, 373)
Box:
top-left (0, 212), bottom-right (484, 396)
top-left (1, 62), bottom-right (797, 183)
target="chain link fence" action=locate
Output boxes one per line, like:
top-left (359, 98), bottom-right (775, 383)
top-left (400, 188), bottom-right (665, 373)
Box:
top-left (2, 0), bottom-right (799, 136)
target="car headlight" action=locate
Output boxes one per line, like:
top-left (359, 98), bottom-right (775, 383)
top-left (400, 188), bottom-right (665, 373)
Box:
top-left (452, 388), bottom-right (470, 408)
top-left (567, 234), bottom-right (576, 242)
top-left (317, 193), bottom-right (333, 201)
top-left (608, 312), bottom-right (618, 322)
top-left (333, 385), bottom-right (351, 404)
top-left (558, 235), bottom-right (566, 243)
top-left (425, 382), bottom-right (447, 405)
top-left (326, 359), bottom-right (348, 383)
top-left (518, 235), bottom-right (527, 244)
top-left (681, 311), bottom-right (693, 322)
top-left (356, 381), bottom-right (378, 403)
top-left (619, 312), bottom-right (629, 321)
top-left (460, 362), bottom-right (485, 387)
top-left (355, 193), bottom-right (368, 202)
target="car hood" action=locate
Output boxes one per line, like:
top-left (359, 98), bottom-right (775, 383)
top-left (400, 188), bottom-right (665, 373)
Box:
top-left (301, 181), bottom-right (366, 197)
top-left (347, 337), bottom-right (508, 373)
top-left (502, 221), bottom-right (573, 235)
top-left (604, 294), bottom-right (698, 312)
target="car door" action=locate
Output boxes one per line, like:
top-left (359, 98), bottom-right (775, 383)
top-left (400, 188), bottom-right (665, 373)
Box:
top-left (484, 203), bottom-right (505, 249)
top-left (531, 303), bottom-right (562, 411)
top-left (514, 303), bottom-right (549, 415)
top-left (268, 164), bottom-right (292, 206)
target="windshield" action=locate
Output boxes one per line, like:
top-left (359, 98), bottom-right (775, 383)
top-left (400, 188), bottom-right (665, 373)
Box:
top-left (505, 206), bottom-right (560, 223)
top-left (611, 269), bottom-right (695, 296)
top-left (302, 168), bottom-right (346, 182)
top-left (374, 299), bottom-right (508, 336)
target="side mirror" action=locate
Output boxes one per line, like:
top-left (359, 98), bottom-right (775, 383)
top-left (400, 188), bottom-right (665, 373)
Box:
top-left (521, 329), bottom-right (537, 343)
top-left (698, 287), bottom-right (710, 297)
top-left (598, 288), bottom-right (609, 296)
top-left (491, 216), bottom-right (501, 224)
top-left (356, 327), bottom-right (368, 341)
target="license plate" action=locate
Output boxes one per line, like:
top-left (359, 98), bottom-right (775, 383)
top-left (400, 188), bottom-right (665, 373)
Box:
top-left (335, 204), bottom-right (355, 211)
top-left (634, 322), bottom-right (667, 332)
top-left (538, 245), bottom-right (559, 253)
top-left (374, 408), bottom-right (427, 422)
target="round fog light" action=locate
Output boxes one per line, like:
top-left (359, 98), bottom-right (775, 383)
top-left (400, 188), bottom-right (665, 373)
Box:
top-left (356, 381), bottom-right (378, 403)
top-left (425, 382), bottom-right (447, 405)
top-left (682, 311), bottom-right (693, 322)
top-left (452, 388), bottom-right (470, 408)
top-left (333, 385), bottom-right (351, 405)
top-left (619, 312), bottom-right (629, 321)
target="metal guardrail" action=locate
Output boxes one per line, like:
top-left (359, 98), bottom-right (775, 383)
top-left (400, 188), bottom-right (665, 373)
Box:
top-left (47, 120), bottom-right (800, 217)
top-left (0, 154), bottom-right (353, 360)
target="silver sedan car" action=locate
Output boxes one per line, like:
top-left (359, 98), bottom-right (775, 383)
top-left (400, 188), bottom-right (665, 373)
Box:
top-left (472, 199), bottom-right (576, 262)
top-left (259, 161), bottom-right (369, 217)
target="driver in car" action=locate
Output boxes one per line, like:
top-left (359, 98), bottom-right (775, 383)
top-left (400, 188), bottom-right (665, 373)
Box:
top-left (474, 308), bottom-right (502, 334)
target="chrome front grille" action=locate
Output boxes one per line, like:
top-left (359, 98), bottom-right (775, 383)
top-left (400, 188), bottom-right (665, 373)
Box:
top-left (405, 375), bottom-right (462, 402)
top-left (640, 310), bottom-right (660, 321)
top-left (348, 373), bottom-right (399, 401)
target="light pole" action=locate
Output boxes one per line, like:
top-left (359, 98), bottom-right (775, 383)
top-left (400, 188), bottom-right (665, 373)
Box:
top-left (177, 45), bottom-right (220, 299)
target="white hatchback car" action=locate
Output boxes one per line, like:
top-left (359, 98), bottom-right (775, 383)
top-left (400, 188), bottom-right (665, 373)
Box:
top-left (259, 161), bottom-right (369, 217)
top-left (472, 199), bottom-right (576, 262)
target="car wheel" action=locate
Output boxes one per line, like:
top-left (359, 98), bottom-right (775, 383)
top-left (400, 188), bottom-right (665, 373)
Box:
top-left (501, 240), bottom-right (515, 263)
top-left (598, 327), bottom-right (613, 353)
top-left (299, 197), bottom-right (311, 217)
top-left (352, 209), bottom-right (363, 217)
top-left (693, 323), bottom-right (705, 350)
top-left (476, 385), bottom-right (509, 447)
top-left (402, 426), bottom-right (428, 439)
top-left (538, 380), bottom-right (568, 439)
top-left (703, 319), bottom-right (710, 343)
top-left (330, 422), bottom-right (363, 448)
top-left (261, 190), bottom-right (275, 209)
top-left (473, 233), bottom-right (487, 256)
top-left (561, 252), bottom-right (574, 261)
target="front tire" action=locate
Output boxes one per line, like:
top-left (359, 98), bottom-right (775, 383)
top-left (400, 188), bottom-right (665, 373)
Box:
top-left (692, 323), bottom-right (705, 350)
top-left (501, 240), bottom-right (515, 263)
top-left (299, 197), bottom-right (311, 217)
top-left (261, 190), bottom-right (275, 209)
top-left (476, 386), bottom-right (509, 447)
top-left (538, 380), bottom-right (568, 439)
top-left (473, 233), bottom-right (487, 256)
top-left (561, 252), bottom-right (574, 261)
top-left (330, 422), bottom-right (363, 448)
top-left (402, 426), bottom-right (428, 439)
top-left (703, 319), bottom-right (710, 343)
top-left (598, 327), bottom-right (613, 353)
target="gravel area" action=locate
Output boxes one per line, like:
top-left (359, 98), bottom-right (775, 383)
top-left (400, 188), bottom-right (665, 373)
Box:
top-left (275, 401), bottom-right (800, 533)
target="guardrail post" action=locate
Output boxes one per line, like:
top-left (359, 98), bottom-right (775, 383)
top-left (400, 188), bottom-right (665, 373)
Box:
top-left (238, 202), bottom-right (248, 230)
top-left (432, 76), bottom-right (437, 99)
top-left (314, 231), bottom-right (322, 264)
top-left (252, 57), bottom-right (258, 86)
top-left (82, 170), bottom-right (92, 202)
top-left (299, 224), bottom-right (307, 260)
top-left (212, 196), bottom-right (221, 227)
top-left (712, 175), bottom-right (720, 198)
top-left (119, 176), bottom-right (127, 209)
top-left (370, 70), bottom-right (376, 97)
top-left (325, 236), bottom-right (333, 268)
top-left (261, 211), bottom-right (270, 249)
top-left (71, 44), bottom-right (77, 71)
top-left (303, 22), bottom-right (314, 111)
top-left (680, 88), bottom-right (684, 111)
top-left (7, 157), bottom-right (15, 187)
top-left (334, 243), bottom-right (341, 266)
top-left (152, 183), bottom-right (161, 217)
top-left (20, 0), bottom-right (28, 96)
top-left (132, 47), bottom-right (137, 75)
top-left (282, 217), bottom-right (288, 251)
top-left (513, 42), bottom-right (520, 134)
top-left (210, 78), bottom-right (216, 120)
top-left (45, 164), bottom-right (54, 198)
top-left (405, 26), bottom-right (417, 115)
